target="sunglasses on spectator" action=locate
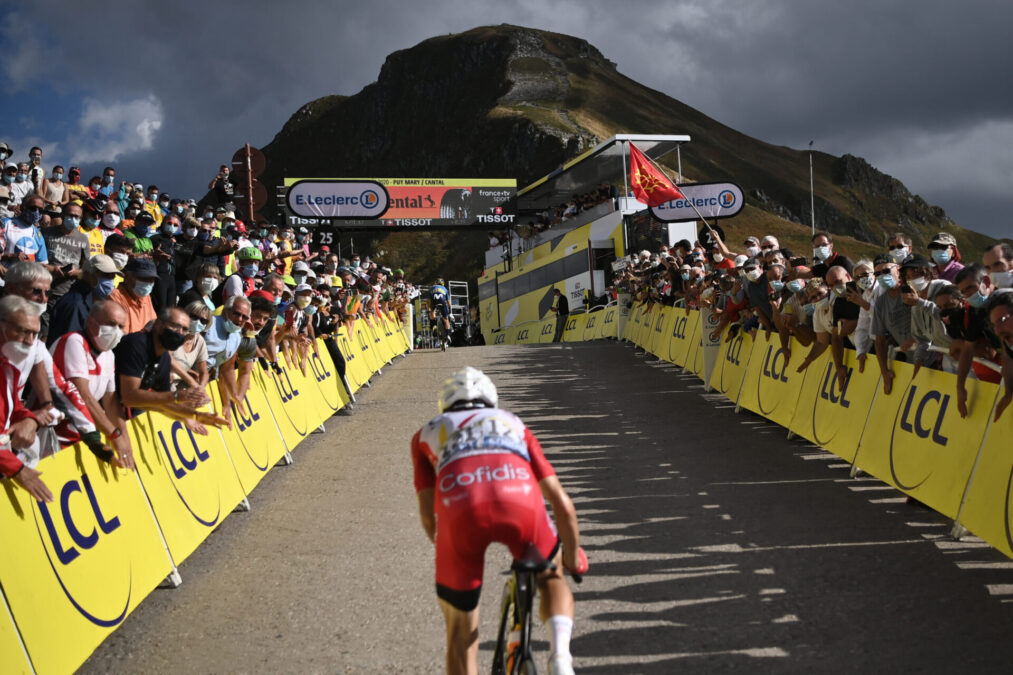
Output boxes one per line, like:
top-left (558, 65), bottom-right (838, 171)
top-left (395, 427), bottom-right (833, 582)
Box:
top-left (29, 287), bottom-right (49, 299)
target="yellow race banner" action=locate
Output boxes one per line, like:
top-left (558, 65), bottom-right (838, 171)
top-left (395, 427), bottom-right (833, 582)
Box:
top-left (787, 348), bottom-right (881, 463)
top-left (707, 329), bottom-right (754, 401)
top-left (0, 445), bottom-right (173, 674)
top-left (0, 594), bottom-right (31, 674)
top-left (852, 361), bottom-right (998, 519)
top-left (736, 331), bottom-right (806, 428)
top-left (665, 309), bottom-right (698, 367)
top-left (130, 409), bottom-right (247, 565)
top-left (562, 313), bottom-right (588, 342)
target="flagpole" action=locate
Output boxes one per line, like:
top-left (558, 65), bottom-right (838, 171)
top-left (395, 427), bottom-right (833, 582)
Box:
top-left (640, 147), bottom-right (715, 235)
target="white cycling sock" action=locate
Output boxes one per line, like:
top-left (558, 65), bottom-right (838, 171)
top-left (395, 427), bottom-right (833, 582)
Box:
top-left (545, 615), bottom-right (573, 658)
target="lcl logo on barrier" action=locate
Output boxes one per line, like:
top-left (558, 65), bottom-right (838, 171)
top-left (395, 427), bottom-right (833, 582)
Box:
top-left (672, 316), bottom-right (689, 340)
top-left (357, 330), bottom-right (370, 353)
top-left (517, 329), bottom-right (530, 341)
top-left (541, 322), bottom-right (554, 336)
top-left (339, 336), bottom-right (355, 363)
top-left (761, 345), bottom-right (790, 383)
top-left (724, 335), bottom-right (745, 366)
top-left (819, 363), bottom-right (852, 408)
top-left (897, 385), bottom-right (950, 446)
top-left (603, 310), bottom-right (615, 325)
top-left (155, 421), bottom-right (221, 526)
top-left (234, 394), bottom-right (261, 432)
top-left (273, 367), bottom-right (301, 403)
top-left (35, 474), bottom-right (130, 627)
top-left (586, 315), bottom-right (597, 329)
top-left (494, 333), bottom-right (506, 345)
top-left (565, 317), bottom-right (577, 331)
top-left (654, 315), bottom-right (665, 333)
top-left (308, 351), bottom-right (333, 383)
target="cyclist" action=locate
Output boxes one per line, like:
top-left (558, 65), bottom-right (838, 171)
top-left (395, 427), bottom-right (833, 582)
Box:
top-left (411, 367), bottom-right (587, 675)
top-left (429, 278), bottom-right (452, 345)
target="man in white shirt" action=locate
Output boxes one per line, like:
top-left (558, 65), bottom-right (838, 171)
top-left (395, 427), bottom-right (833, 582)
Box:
top-left (50, 299), bottom-right (134, 469)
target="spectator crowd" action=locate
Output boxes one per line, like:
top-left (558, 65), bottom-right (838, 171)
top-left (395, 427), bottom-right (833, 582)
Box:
top-left (610, 226), bottom-right (1013, 423)
top-left (0, 144), bottom-right (416, 502)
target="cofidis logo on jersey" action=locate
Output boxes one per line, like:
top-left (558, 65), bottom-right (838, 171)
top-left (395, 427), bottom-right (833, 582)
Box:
top-left (287, 180), bottom-right (389, 219)
top-left (34, 473), bottom-right (130, 627)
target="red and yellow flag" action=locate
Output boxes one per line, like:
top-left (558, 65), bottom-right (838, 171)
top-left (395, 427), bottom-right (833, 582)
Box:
top-left (629, 143), bottom-right (685, 207)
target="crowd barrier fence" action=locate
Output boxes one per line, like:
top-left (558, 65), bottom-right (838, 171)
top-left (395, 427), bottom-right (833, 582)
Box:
top-left (0, 313), bottom-right (411, 675)
top-left (491, 303), bottom-right (1012, 561)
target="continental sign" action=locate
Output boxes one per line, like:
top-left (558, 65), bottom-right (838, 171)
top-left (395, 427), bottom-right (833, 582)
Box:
top-left (284, 177), bottom-right (517, 233)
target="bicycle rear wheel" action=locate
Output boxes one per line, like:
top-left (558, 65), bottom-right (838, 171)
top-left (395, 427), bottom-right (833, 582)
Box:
top-left (491, 580), bottom-right (517, 675)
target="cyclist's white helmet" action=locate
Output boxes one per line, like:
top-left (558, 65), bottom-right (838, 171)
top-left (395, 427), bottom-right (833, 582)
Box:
top-left (438, 367), bottom-right (498, 412)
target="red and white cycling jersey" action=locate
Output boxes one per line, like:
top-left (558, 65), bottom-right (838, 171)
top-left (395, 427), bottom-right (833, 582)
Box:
top-left (412, 407), bottom-right (554, 492)
top-left (413, 407), bottom-right (559, 595)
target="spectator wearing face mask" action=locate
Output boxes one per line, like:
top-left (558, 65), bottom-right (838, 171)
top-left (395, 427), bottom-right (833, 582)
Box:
top-left (986, 290), bottom-right (1013, 421)
top-left (899, 255), bottom-right (953, 372)
top-left (0, 142), bottom-right (11, 171)
top-left (63, 167), bottom-right (87, 200)
top-left (103, 234), bottom-right (134, 276)
top-left (886, 232), bottom-right (913, 265)
top-left (0, 295), bottom-right (52, 503)
top-left (179, 263), bottom-right (223, 313)
top-left (205, 295), bottom-right (254, 422)
top-left (150, 214), bottom-right (181, 313)
top-left (948, 264), bottom-right (1003, 418)
top-left (844, 260), bottom-right (879, 374)
top-left (114, 307), bottom-right (225, 434)
top-left (125, 211), bottom-right (155, 255)
top-left (810, 231), bottom-right (854, 281)
top-left (2, 270), bottom-right (104, 465)
top-left (49, 299), bottom-right (134, 469)
top-left (42, 164), bottom-right (65, 208)
top-left (109, 257), bottom-right (158, 334)
top-left (2, 194), bottom-right (49, 264)
top-left (48, 255), bottom-right (122, 346)
top-left (0, 185), bottom-right (13, 224)
top-left (40, 200), bottom-right (89, 306)
top-left (983, 243), bottom-right (1013, 290)
top-left (8, 162), bottom-right (32, 207)
top-left (209, 164), bottom-right (235, 205)
top-left (170, 301), bottom-right (211, 391)
top-left (77, 198), bottom-right (105, 255)
top-left (871, 255), bottom-right (914, 394)
top-left (143, 185), bottom-right (163, 226)
top-left (98, 199), bottom-right (124, 242)
top-left (222, 246), bottom-right (262, 305)
top-left (928, 232), bottom-right (964, 282)
top-left (97, 167), bottom-right (117, 198)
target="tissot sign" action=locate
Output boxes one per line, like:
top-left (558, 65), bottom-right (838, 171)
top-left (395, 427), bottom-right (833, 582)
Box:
top-left (284, 177), bottom-right (516, 231)
top-left (650, 181), bottom-right (745, 221)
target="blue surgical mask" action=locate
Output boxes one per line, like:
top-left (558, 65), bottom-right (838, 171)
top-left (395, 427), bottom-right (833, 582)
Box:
top-left (681, 272), bottom-right (690, 281)
top-left (931, 249), bottom-right (951, 265)
top-left (190, 319), bottom-right (206, 334)
top-left (96, 278), bottom-right (115, 298)
top-left (878, 273), bottom-right (897, 290)
top-left (23, 207), bottom-right (42, 224)
top-left (16, 173), bottom-right (27, 182)
top-left (197, 231), bottom-right (210, 241)
top-left (968, 289), bottom-right (990, 309)
top-left (293, 274), bottom-right (307, 285)
top-left (53, 172), bottom-right (64, 181)
top-left (63, 216), bottom-right (80, 230)
top-left (803, 303), bottom-right (816, 316)
top-left (241, 264), bottom-right (259, 278)
top-left (259, 228), bottom-right (269, 238)
top-left (82, 216), bottom-right (100, 231)
top-left (304, 305), bottom-right (318, 316)
top-left (787, 279), bottom-right (805, 293)
top-left (770, 280), bottom-right (785, 292)
top-left (175, 206), bottom-right (184, 214)
top-left (133, 280), bottom-right (154, 297)
top-left (813, 245), bottom-right (832, 262)
top-left (204, 212), bottom-right (214, 220)
top-left (274, 296), bottom-right (283, 306)
top-left (223, 317), bottom-right (243, 334)
top-left (2, 175), bottom-right (13, 184)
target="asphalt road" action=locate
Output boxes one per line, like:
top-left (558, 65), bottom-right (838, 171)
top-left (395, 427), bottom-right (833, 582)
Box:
top-left (82, 341), bottom-right (1013, 673)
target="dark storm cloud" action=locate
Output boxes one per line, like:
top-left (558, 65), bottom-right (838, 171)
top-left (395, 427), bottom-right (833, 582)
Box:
top-left (3, 1), bottom-right (1009, 238)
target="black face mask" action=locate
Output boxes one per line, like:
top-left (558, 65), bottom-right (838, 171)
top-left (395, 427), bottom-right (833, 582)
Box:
top-left (159, 328), bottom-right (186, 351)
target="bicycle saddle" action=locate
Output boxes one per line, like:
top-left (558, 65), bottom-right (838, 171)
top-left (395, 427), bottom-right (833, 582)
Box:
top-left (512, 544), bottom-right (555, 574)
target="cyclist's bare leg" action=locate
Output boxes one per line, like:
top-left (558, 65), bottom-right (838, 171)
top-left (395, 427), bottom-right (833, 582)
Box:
top-left (438, 599), bottom-right (480, 675)
top-left (537, 549), bottom-right (575, 622)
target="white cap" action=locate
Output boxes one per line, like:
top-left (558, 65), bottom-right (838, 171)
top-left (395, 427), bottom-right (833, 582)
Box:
top-left (294, 283), bottom-right (313, 293)
top-left (734, 254), bottom-right (749, 268)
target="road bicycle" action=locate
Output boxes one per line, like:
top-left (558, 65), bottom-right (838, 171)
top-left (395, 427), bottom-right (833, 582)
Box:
top-left (491, 545), bottom-right (582, 675)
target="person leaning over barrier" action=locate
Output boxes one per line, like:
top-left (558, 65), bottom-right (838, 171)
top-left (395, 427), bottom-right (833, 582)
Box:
top-left (845, 259), bottom-right (878, 375)
top-left (871, 255), bottom-right (914, 395)
top-left (0, 296), bottom-right (52, 502)
top-left (900, 255), bottom-right (953, 374)
top-left (205, 295), bottom-right (254, 424)
top-left (986, 289), bottom-right (1013, 421)
top-left (170, 300), bottom-right (211, 391)
top-left (114, 307), bottom-right (226, 435)
top-left (822, 265), bottom-right (862, 385)
top-left (109, 256), bottom-right (158, 334)
top-left (950, 264), bottom-right (1002, 418)
top-left (50, 299), bottom-right (135, 470)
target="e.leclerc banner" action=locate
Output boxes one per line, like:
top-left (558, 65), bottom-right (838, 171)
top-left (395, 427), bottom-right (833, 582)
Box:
top-left (284, 177), bottom-right (517, 234)
top-left (650, 181), bottom-right (745, 222)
